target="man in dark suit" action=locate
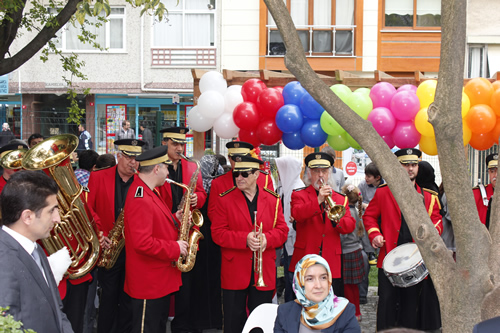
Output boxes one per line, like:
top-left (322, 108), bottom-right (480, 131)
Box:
top-left (0, 171), bottom-right (74, 333)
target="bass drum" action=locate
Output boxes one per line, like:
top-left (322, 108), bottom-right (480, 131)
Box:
top-left (382, 243), bottom-right (428, 288)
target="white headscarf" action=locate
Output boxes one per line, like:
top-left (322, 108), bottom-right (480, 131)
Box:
top-left (275, 156), bottom-right (304, 255)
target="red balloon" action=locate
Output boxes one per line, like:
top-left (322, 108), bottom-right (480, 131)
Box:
top-left (241, 79), bottom-right (267, 104)
top-left (273, 86), bottom-right (284, 93)
top-left (469, 132), bottom-right (495, 151)
top-left (257, 88), bottom-right (285, 120)
top-left (232, 102), bottom-right (260, 130)
top-left (238, 129), bottom-right (261, 148)
top-left (256, 119), bottom-right (283, 146)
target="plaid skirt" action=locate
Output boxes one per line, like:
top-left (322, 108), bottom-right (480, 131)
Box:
top-left (342, 248), bottom-right (365, 285)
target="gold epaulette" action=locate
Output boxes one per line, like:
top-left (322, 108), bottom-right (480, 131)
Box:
top-left (264, 187), bottom-right (279, 198)
top-left (219, 186), bottom-right (236, 197)
top-left (472, 185), bottom-right (479, 190)
top-left (378, 183), bottom-right (388, 188)
top-left (261, 170), bottom-right (269, 175)
top-left (293, 187), bottom-right (307, 192)
top-left (333, 190), bottom-right (346, 197)
top-left (422, 188), bottom-right (439, 196)
top-left (213, 173), bottom-right (225, 180)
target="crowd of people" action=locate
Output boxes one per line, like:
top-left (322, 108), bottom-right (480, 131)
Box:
top-left (0, 126), bottom-right (498, 333)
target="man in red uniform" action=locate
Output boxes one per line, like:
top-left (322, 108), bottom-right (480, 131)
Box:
top-left (124, 145), bottom-right (188, 333)
top-left (211, 155), bottom-right (288, 333)
top-left (473, 153), bottom-right (497, 228)
top-left (208, 141), bottom-right (273, 222)
top-left (87, 139), bottom-right (145, 333)
top-left (290, 152), bottom-right (356, 297)
top-left (0, 142), bottom-right (28, 193)
top-left (363, 148), bottom-right (443, 331)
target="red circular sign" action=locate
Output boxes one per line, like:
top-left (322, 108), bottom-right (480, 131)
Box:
top-left (345, 161), bottom-right (357, 176)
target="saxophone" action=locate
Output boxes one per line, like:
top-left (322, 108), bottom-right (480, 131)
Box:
top-left (97, 209), bottom-right (125, 269)
top-left (169, 153), bottom-right (204, 272)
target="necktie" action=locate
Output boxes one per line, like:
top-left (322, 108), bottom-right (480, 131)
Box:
top-left (32, 245), bottom-right (48, 284)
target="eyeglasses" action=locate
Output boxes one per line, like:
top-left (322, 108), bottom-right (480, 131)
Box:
top-left (233, 170), bottom-right (253, 178)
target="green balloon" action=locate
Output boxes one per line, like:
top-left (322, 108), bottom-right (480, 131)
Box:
top-left (346, 92), bottom-right (373, 120)
top-left (345, 132), bottom-right (362, 149)
top-left (327, 133), bottom-right (351, 151)
top-left (320, 111), bottom-right (345, 136)
top-left (330, 84), bottom-right (352, 103)
top-left (355, 87), bottom-right (371, 96)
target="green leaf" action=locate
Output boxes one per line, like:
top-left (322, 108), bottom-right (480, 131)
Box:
top-left (83, 2), bottom-right (91, 16)
top-left (93, 2), bottom-right (102, 16)
top-left (75, 9), bottom-right (86, 25)
top-left (103, 3), bottom-right (111, 16)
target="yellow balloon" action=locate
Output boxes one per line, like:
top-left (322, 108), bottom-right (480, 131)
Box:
top-left (463, 122), bottom-right (472, 146)
top-left (419, 135), bottom-right (438, 155)
top-left (415, 108), bottom-right (435, 137)
top-left (461, 92), bottom-right (471, 118)
top-left (416, 80), bottom-right (437, 109)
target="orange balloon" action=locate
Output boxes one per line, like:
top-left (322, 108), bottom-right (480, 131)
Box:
top-left (419, 135), bottom-right (438, 155)
top-left (464, 78), bottom-right (494, 106)
top-left (463, 122), bottom-right (472, 146)
top-left (488, 118), bottom-right (500, 144)
top-left (469, 132), bottom-right (496, 151)
top-left (490, 89), bottom-right (500, 117)
top-left (492, 80), bottom-right (500, 91)
top-left (465, 104), bottom-right (496, 134)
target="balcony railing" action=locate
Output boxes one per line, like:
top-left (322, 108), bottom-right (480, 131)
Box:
top-left (151, 48), bottom-right (216, 67)
top-left (266, 25), bottom-right (356, 57)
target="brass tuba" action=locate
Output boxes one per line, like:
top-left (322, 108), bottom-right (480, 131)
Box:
top-left (318, 178), bottom-right (346, 222)
top-left (96, 209), bottom-right (125, 269)
top-left (22, 134), bottom-right (101, 279)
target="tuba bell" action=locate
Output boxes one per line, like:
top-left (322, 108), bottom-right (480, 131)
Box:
top-left (22, 134), bottom-right (101, 279)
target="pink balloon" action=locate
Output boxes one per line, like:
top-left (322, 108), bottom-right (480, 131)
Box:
top-left (392, 121), bottom-right (421, 148)
top-left (381, 134), bottom-right (395, 149)
top-left (368, 107), bottom-right (396, 135)
top-left (397, 84), bottom-right (418, 94)
top-left (370, 82), bottom-right (397, 109)
top-left (390, 91), bottom-right (421, 121)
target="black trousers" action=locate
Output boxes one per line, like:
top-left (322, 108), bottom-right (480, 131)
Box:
top-left (97, 250), bottom-right (132, 333)
top-left (171, 269), bottom-right (196, 333)
top-left (63, 279), bottom-right (90, 333)
top-left (222, 274), bottom-right (274, 333)
top-left (130, 295), bottom-right (171, 333)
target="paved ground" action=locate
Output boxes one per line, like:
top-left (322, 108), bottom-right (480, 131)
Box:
top-left (360, 286), bottom-right (378, 333)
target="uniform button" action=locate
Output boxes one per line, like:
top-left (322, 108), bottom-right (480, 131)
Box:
top-left (394, 242), bottom-right (396, 245)
top-left (396, 230), bottom-right (399, 232)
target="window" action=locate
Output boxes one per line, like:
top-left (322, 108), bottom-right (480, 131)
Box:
top-left (467, 45), bottom-right (489, 78)
top-left (152, 0), bottom-right (215, 48)
top-left (267, 0), bottom-right (355, 56)
top-left (384, 0), bottom-right (441, 28)
top-left (51, 7), bottom-right (126, 52)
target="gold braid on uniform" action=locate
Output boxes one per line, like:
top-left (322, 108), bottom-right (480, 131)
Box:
top-left (264, 188), bottom-right (280, 228)
top-left (423, 188), bottom-right (442, 233)
top-left (219, 186), bottom-right (236, 197)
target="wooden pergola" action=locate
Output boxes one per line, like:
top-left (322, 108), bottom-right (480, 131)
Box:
top-left (191, 69), bottom-right (500, 159)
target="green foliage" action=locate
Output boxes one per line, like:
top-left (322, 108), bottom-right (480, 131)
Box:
top-left (0, 307), bottom-right (36, 333)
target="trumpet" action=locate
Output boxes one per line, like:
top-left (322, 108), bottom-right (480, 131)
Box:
top-left (253, 212), bottom-right (267, 287)
top-left (318, 178), bottom-right (346, 222)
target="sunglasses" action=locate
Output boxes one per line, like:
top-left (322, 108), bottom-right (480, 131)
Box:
top-left (233, 170), bottom-right (254, 178)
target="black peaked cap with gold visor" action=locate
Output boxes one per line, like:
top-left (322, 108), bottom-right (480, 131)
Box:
top-left (136, 145), bottom-right (172, 167)
top-left (305, 152), bottom-right (334, 169)
top-left (233, 155), bottom-right (264, 172)
top-left (160, 127), bottom-right (188, 144)
top-left (114, 139), bottom-right (146, 157)
top-left (486, 153), bottom-right (498, 169)
top-left (226, 141), bottom-right (254, 158)
top-left (394, 148), bottom-right (422, 164)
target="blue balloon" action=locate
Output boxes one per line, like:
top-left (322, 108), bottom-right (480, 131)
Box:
top-left (300, 120), bottom-right (328, 147)
top-left (282, 81), bottom-right (307, 106)
top-left (299, 92), bottom-right (324, 120)
top-left (282, 131), bottom-right (305, 150)
top-left (275, 104), bottom-right (304, 133)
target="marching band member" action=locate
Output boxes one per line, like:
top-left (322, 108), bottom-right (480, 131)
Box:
top-left (473, 153), bottom-right (497, 228)
top-left (290, 152), bottom-right (356, 297)
top-left (87, 138), bottom-right (145, 333)
top-left (0, 142), bottom-right (28, 193)
top-left (363, 148), bottom-right (442, 331)
top-left (123, 145), bottom-right (188, 333)
top-left (211, 155), bottom-right (288, 333)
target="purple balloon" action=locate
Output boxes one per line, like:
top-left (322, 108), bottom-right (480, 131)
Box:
top-left (390, 91), bottom-right (420, 121)
top-left (381, 134), bottom-right (395, 149)
top-left (392, 121), bottom-right (421, 148)
top-left (275, 104), bottom-right (304, 133)
top-left (370, 82), bottom-right (397, 109)
top-left (368, 107), bottom-right (396, 135)
top-left (397, 84), bottom-right (418, 94)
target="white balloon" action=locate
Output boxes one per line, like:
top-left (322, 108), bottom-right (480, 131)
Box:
top-left (199, 71), bottom-right (227, 95)
top-left (187, 106), bottom-right (214, 132)
top-left (224, 89), bottom-right (244, 114)
top-left (197, 91), bottom-right (225, 119)
top-left (213, 113), bottom-right (240, 139)
top-left (226, 85), bottom-right (242, 94)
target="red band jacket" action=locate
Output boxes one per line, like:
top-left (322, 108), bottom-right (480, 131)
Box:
top-left (363, 183), bottom-right (443, 269)
top-left (124, 177), bottom-right (182, 299)
top-left (473, 184), bottom-right (494, 225)
top-left (211, 185), bottom-right (288, 291)
top-left (289, 185), bottom-right (355, 278)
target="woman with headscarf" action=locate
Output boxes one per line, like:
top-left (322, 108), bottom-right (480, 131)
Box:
top-left (274, 254), bottom-right (360, 333)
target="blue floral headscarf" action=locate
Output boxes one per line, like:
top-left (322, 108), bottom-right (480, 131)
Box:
top-left (293, 254), bottom-right (349, 329)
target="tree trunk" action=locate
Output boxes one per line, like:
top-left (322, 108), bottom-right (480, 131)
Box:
top-left (263, 0), bottom-right (499, 331)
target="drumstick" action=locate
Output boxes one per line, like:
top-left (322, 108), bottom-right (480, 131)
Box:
top-left (408, 246), bottom-right (419, 258)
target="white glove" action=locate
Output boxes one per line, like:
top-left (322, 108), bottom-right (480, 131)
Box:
top-left (47, 247), bottom-right (72, 284)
